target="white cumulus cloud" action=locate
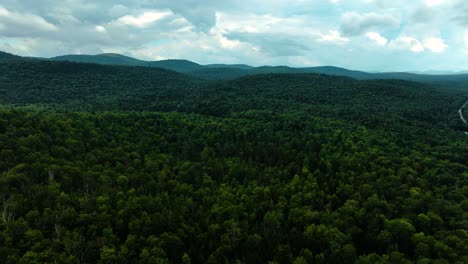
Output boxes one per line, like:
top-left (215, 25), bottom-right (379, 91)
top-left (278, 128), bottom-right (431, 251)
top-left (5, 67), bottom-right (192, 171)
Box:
top-left (366, 32), bottom-right (387, 45)
top-left (319, 30), bottom-right (349, 43)
top-left (423, 37), bottom-right (448, 52)
top-left (95, 25), bottom-right (106, 33)
top-left (390, 36), bottom-right (425, 52)
top-left (426, 0), bottom-right (447, 7)
top-left (116, 10), bottom-right (172, 28)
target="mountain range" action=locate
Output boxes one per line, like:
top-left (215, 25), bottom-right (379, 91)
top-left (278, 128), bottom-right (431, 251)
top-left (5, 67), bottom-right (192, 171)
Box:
top-left (2, 50), bottom-right (468, 86)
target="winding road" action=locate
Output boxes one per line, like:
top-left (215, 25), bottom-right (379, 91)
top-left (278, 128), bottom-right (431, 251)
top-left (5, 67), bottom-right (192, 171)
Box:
top-left (459, 100), bottom-right (468, 125)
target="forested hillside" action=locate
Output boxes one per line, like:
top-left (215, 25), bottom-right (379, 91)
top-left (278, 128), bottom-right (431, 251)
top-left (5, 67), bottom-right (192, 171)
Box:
top-left (0, 61), bottom-right (204, 111)
top-left (0, 51), bottom-right (27, 62)
top-left (51, 54), bottom-right (146, 67)
top-left (9, 50), bottom-right (468, 84)
top-left (0, 58), bottom-right (467, 263)
top-left (49, 54), bottom-right (377, 79)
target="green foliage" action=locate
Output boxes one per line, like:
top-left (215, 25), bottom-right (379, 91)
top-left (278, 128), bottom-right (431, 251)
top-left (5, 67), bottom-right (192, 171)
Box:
top-left (0, 59), bottom-right (466, 263)
top-left (0, 51), bottom-right (25, 62)
top-left (0, 110), bottom-right (465, 263)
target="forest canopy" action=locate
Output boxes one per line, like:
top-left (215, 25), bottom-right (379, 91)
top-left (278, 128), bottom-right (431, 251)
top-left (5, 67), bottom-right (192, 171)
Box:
top-left (0, 59), bottom-right (467, 263)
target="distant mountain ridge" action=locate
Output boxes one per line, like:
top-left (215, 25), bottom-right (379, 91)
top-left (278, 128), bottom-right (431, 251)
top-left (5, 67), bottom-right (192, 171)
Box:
top-left (3, 50), bottom-right (468, 85)
top-left (409, 70), bottom-right (468, 75)
top-left (48, 53), bottom-right (378, 78)
top-left (0, 51), bottom-right (27, 62)
top-left (51, 53), bottom-right (144, 66)
top-left (46, 52), bottom-right (468, 85)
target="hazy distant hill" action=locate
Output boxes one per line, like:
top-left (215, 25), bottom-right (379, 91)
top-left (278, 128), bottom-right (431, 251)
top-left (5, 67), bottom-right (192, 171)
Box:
top-left (5, 50), bottom-right (468, 87)
top-left (304, 66), bottom-right (374, 79)
top-left (205, 64), bottom-right (253, 70)
top-left (0, 51), bottom-right (26, 62)
top-left (46, 52), bottom-right (427, 82)
top-left (148, 59), bottom-right (204, 72)
top-left (245, 65), bottom-right (374, 79)
top-left (409, 70), bottom-right (468, 75)
top-left (46, 53), bottom-right (389, 81)
top-left (186, 65), bottom-right (374, 81)
top-left (188, 65), bottom-right (468, 87)
top-left (51, 53), bottom-right (147, 66)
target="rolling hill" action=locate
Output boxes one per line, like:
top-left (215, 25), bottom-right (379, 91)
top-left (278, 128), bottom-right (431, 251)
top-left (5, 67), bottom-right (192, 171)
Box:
top-left (51, 53), bottom-right (146, 66)
top-left (147, 59), bottom-right (204, 72)
top-left (0, 60), bottom-right (205, 111)
top-left (46, 51), bottom-right (468, 86)
top-left (0, 54), bottom-right (466, 264)
top-left (0, 58), bottom-right (465, 130)
top-left (0, 51), bottom-right (26, 62)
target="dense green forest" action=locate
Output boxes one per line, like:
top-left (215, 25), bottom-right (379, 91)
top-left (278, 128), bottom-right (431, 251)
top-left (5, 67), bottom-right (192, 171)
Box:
top-left (0, 57), bottom-right (467, 263)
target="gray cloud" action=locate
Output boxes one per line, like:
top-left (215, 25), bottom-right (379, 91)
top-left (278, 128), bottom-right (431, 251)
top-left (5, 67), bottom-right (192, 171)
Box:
top-left (0, 6), bottom-right (57, 37)
top-left (0, 0), bottom-right (465, 71)
top-left (0, 2), bottom-right (196, 57)
top-left (453, 8), bottom-right (468, 26)
top-left (147, 0), bottom-right (220, 32)
top-left (410, 6), bottom-right (435, 24)
top-left (109, 4), bottom-right (129, 18)
top-left (340, 12), bottom-right (400, 36)
top-left (225, 31), bottom-right (310, 56)
top-left (0, 0), bottom-right (231, 32)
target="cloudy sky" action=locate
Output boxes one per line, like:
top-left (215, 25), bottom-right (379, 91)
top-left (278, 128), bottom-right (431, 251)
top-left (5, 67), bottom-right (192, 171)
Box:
top-left (0, 0), bottom-right (467, 71)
